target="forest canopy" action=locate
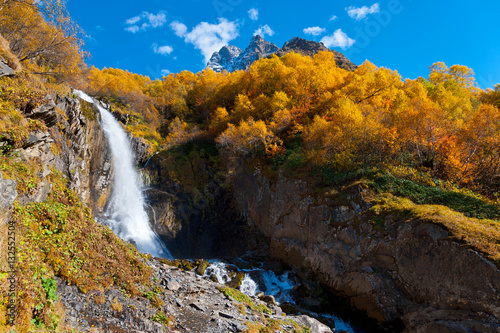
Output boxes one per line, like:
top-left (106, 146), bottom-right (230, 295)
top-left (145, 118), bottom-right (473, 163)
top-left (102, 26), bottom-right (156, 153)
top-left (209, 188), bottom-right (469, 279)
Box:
top-left (76, 51), bottom-right (500, 195)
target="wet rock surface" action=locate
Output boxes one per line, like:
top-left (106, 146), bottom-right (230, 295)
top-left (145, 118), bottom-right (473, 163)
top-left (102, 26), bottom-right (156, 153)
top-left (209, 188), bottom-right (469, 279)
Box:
top-left (58, 258), bottom-right (333, 333)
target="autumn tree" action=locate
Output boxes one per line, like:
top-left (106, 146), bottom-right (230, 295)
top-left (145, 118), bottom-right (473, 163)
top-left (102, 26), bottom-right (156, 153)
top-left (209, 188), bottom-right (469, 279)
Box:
top-left (460, 104), bottom-right (500, 187)
top-left (0, 0), bottom-right (86, 78)
top-left (216, 118), bottom-right (281, 156)
top-left (481, 84), bottom-right (500, 110)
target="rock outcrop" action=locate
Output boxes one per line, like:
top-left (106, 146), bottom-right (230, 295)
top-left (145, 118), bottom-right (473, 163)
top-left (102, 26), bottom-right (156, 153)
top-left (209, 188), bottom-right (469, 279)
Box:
top-left (0, 33), bottom-right (22, 75)
top-left (0, 60), bottom-right (14, 77)
top-left (234, 35), bottom-right (280, 71)
top-left (207, 35), bottom-right (357, 72)
top-left (208, 35), bottom-right (279, 73)
top-left (0, 172), bottom-right (17, 213)
top-left (275, 37), bottom-right (357, 71)
top-left (12, 93), bottom-right (114, 215)
top-left (231, 168), bottom-right (500, 332)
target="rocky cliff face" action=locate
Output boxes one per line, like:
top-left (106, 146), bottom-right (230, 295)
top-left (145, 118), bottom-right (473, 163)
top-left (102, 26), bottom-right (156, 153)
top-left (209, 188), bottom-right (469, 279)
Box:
top-left (207, 36), bottom-right (357, 72)
top-left (143, 143), bottom-right (258, 259)
top-left (231, 168), bottom-right (500, 332)
top-left (2, 93), bottom-right (115, 217)
top-left (233, 35), bottom-right (280, 71)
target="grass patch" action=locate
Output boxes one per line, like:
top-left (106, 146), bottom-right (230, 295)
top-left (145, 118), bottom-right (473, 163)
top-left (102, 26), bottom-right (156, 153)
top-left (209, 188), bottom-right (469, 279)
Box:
top-left (244, 318), bottom-right (311, 333)
top-left (370, 167), bottom-right (500, 220)
top-left (150, 310), bottom-right (172, 326)
top-left (218, 285), bottom-right (272, 315)
top-left (371, 193), bottom-right (500, 264)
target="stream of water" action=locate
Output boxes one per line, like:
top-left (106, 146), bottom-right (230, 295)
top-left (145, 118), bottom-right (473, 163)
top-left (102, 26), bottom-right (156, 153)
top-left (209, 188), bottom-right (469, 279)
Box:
top-left (203, 260), bottom-right (355, 332)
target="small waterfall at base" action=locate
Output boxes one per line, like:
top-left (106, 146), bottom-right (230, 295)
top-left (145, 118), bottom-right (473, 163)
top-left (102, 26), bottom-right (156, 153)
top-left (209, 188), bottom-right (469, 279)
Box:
top-left (75, 90), bottom-right (171, 258)
top-left (203, 259), bottom-right (356, 332)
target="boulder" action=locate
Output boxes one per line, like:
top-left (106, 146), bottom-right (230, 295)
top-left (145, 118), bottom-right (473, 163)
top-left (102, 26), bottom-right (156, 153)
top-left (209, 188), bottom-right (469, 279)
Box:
top-left (0, 60), bottom-right (14, 77)
top-left (290, 315), bottom-right (333, 333)
top-left (0, 172), bottom-right (17, 211)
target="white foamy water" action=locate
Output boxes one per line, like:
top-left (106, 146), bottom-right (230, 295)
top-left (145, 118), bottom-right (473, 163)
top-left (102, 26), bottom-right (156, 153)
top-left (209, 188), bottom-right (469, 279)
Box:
top-left (203, 261), bottom-right (231, 283)
top-left (203, 261), bottom-right (294, 303)
top-left (75, 90), bottom-right (171, 258)
top-left (240, 274), bottom-right (258, 296)
top-left (260, 271), bottom-right (295, 304)
top-left (202, 259), bottom-right (355, 332)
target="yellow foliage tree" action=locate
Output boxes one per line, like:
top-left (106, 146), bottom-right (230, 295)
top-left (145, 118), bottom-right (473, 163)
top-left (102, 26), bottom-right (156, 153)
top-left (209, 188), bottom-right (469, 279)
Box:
top-left (216, 118), bottom-right (280, 156)
top-left (0, 0), bottom-right (86, 78)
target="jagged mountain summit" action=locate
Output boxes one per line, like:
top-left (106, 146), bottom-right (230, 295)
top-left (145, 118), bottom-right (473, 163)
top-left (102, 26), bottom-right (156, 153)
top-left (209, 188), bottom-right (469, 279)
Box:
top-left (206, 45), bottom-right (242, 73)
top-left (207, 35), bottom-right (279, 72)
top-left (207, 36), bottom-right (357, 72)
top-left (276, 37), bottom-right (357, 71)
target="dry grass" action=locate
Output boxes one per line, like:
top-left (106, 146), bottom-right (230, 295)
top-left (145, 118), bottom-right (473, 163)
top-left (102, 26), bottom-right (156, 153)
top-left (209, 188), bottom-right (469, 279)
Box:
top-left (372, 194), bottom-right (500, 264)
top-left (111, 298), bottom-right (123, 312)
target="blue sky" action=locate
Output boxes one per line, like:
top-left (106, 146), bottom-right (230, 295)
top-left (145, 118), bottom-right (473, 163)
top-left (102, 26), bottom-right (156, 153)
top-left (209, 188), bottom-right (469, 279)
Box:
top-left (67, 0), bottom-right (500, 89)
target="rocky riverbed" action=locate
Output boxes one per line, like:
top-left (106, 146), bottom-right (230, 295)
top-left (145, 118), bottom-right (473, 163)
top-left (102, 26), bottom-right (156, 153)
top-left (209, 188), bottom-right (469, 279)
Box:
top-left (58, 258), bottom-right (337, 333)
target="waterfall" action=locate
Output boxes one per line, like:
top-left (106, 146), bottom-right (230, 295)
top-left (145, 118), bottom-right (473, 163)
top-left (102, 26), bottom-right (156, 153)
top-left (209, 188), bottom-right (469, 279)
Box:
top-left (75, 90), bottom-right (171, 258)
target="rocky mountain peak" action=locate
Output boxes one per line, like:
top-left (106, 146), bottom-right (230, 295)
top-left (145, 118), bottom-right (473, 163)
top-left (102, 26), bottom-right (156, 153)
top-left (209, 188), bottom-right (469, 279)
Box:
top-left (206, 45), bottom-right (242, 73)
top-left (250, 34), bottom-right (265, 43)
top-left (207, 36), bottom-right (357, 73)
top-left (277, 37), bottom-right (357, 71)
top-left (281, 37), bottom-right (329, 53)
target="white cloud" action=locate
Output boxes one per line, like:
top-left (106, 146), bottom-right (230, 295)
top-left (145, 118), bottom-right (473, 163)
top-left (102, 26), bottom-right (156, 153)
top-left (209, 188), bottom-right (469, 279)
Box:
top-left (346, 3), bottom-right (380, 21)
top-left (329, 15), bottom-right (338, 21)
top-left (180, 18), bottom-right (239, 63)
top-left (152, 43), bottom-right (173, 55)
top-left (248, 8), bottom-right (259, 21)
top-left (320, 29), bottom-right (355, 49)
top-left (126, 16), bottom-right (141, 25)
top-left (125, 25), bottom-right (140, 33)
top-left (253, 24), bottom-right (274, 38)
top-left (124, 11), bottom-right (167, 33)
top-left (303, 26), bottom-right (325, 36)
top-left (146, 12), bottom-right (167, 28)
top-left (171, 21), bottom-right (188, 37)
top-left (161, 69), bottom-right (171, 76)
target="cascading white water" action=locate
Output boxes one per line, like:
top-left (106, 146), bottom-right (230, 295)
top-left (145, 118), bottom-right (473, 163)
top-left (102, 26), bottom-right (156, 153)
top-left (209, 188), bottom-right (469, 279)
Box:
top-left (240, 274), bottom-right (257, 296)
top-left (75, 90), bottom-right (171, 258)
top-left (260, 271), bottom-right (295, 304)
top-left (203, 261), bottom-right (231, 283)
top-left (202, 260), bottom-right (355, 333)
top-left (203, 261), bottom-right (293, 302)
